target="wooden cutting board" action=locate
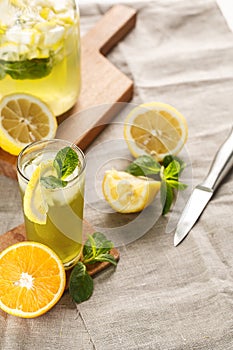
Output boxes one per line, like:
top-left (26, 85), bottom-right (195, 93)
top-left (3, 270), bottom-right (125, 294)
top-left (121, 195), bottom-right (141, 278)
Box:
top-left (0, 4), bottom-right (137, 179)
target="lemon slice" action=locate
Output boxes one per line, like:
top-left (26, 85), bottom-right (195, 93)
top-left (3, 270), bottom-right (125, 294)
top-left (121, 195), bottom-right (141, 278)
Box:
top-left (124, 102), bottom-right (188, 162)
top-left (0, 93), bottom-right (57, 156)
top-left (102, 169), bottom-right (161, 213)
top-left (23, 164), bottom-right (49, 225)
top-left (23, 159), bottom-right (57, 224)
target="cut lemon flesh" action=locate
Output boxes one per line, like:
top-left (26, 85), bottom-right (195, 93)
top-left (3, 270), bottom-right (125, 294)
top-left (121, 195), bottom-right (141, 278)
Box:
top-left (23, 160), bottom-right (56, 225)
top-left (124, 102), bottom-right (188, 161)
top-left (0, 93), bottom-right (57, 155)
top-left (102, 169), bottom-right (161, 213)
top-left (0, 241), bottom-right (66, 318)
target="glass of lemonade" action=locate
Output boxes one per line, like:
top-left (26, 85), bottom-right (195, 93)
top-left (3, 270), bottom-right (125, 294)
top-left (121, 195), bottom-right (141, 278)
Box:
top-left (0, 0), bottom-right (81, 116)
top-left (17, 139), bottom-right (86, 269)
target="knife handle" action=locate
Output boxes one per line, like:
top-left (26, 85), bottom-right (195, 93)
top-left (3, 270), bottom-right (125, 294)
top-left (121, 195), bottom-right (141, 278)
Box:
top-left (201, 126), bottom-right (233, 191)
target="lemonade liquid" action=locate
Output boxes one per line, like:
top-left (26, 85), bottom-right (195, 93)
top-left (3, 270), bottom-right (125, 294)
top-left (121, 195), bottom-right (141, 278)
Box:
top-left (17, 140), bottom-right (86, 269)
top-left (0, 0), bottom-right (81, 116)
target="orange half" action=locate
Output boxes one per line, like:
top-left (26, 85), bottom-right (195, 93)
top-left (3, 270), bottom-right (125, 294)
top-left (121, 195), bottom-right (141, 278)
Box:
top-left (0, 241), bottom-right (66, 318)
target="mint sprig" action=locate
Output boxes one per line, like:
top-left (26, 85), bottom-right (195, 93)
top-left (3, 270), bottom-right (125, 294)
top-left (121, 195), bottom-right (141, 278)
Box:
top-left (40, 175), bottom-right (67, 189)
top-left (53, 146), bottom-right (80, 180)
top-left (69, 232), bottom-right (117, 304)
top-left (125, 155), bottom-right (161, 177)
top-left (160, 180), bottom-right (173, 215)
top-left (125, 154), bottom-right (187, 215)
top-left (0, 57), bottom-right (53, 80)
top-left (160, 159), bottom-right (187, 214)
top-left (82, 232), bottom-right (117, 266)
top-left (41, 146), bottom-right (79, 189)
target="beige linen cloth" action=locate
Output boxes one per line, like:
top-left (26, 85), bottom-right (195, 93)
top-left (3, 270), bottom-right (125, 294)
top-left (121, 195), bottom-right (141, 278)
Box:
top-left (1, 0), bottom-right (233, 349)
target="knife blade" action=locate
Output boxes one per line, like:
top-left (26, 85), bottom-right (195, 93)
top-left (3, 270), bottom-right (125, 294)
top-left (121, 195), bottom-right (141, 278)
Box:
top-left (174, 126), bottom-right (233, 246)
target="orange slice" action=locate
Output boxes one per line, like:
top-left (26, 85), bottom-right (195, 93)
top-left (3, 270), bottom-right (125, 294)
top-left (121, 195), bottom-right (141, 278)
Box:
top-left (124, 102), bottom-right (188, 161)
top-left (0, 93), bottom-right (57, 156)
top-left (0, 241), bottom-right (66, 318)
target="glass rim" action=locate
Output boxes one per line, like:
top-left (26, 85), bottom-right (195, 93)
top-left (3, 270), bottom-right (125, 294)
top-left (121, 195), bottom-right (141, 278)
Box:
top-left (17, 138), bottom-right (86, 185)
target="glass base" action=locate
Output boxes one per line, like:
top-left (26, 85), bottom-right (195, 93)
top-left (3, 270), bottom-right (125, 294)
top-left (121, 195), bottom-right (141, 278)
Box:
top-left (63, 246), bottom-right (83, 270)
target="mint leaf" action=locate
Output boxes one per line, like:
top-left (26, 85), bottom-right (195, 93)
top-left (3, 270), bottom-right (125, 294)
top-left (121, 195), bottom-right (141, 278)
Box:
top-left (163, 155), bottom-right (186, 173)
top-left (40, 146), bottom-right (80, 190)
top-left (68, 232), bottom-right (118, 304)
top-left (164, 160), bottom-right (180, 179)
top-left (40, 176), bottom-right (67, 189)
top-left (92, 253), bottom-right (117, 265)
top-left (83, 234), bottom-right (96, 260)
top-left (0, 66), bottom-right (6, 80)
top-left (167, 180), bottom-right (188, 190)
top-left (69, 262), bottom-right (94, 304)
top-left (84, 232), bottom-right (114, 256)
top-left (0, 57), bottom-right (53, 80)
top-left (125, 155), bottom-right (161, 177)
top-left (53, 146), bottom-right (79, 180)
top-left (161, 181), bottom-right (173, 215)
top-left (82, 232), bottom-right (117, 266)
top-left (160, 158), bottom-right (188, 215)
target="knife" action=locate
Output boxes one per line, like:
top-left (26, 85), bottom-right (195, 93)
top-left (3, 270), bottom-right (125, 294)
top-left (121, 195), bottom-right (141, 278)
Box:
top-left (174, 126), bottom-right (233, 246)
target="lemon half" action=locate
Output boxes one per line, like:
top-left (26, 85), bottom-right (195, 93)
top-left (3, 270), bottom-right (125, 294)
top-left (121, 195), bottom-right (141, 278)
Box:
top-left (0, 93), bottom-right (57, 155)
top-left (124, 102), bottom-right (188, 162)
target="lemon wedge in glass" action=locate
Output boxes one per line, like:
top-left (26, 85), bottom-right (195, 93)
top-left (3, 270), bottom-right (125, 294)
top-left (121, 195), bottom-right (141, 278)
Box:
top-left (23, 164), bottom-right (49, 225)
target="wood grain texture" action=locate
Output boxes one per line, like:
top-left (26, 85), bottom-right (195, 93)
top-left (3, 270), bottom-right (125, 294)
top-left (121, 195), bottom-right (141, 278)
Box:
top-left (0, 221), bottom-right (120, 289)
top-left (0, 148), bottom-right (17, 179)
top-left (0, 5), bottom-right (137, 179)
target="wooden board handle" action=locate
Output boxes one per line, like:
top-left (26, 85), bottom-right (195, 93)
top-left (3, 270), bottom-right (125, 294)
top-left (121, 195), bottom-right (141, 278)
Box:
top-left (83, 5), bottom-right (137, 55)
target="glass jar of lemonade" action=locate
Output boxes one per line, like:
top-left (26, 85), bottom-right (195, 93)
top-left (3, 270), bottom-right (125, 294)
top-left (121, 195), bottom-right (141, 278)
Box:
top-left (0, 0), bottom-right (81, 116)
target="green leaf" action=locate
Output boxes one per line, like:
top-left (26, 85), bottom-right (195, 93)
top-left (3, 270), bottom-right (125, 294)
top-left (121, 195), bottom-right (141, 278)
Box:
top-left (0, 66), bottom-right (6, 80)
top-left (93, 232), bottom-right (114, 253)
top-left (90, 253), bottom-right (117, 266)
top-left (160, 157), bottom-right (188, 214)
top-left (167, 180), bottom-right (188, 190)
top-left (86, 234), bottom-right (97, 258)
top-left (164, 160), bottom-right (181, 179)
top-left (160, 181), bottom-right (173, 215)
top-left (53, 146), bottom-right (79, 180)
top-left (0, 57), bottom-right (53, 80)
top-left (82, 232), bottom-right (116, 265)
top-left (125, 155), bottom-right (161, 177)
top-left (69, 232), bottom-right (118, 304)
top-left (84, 232), bottom-right (114, 255)
top-left (69, 262), bottom-right (94, 304)
top-left (163, 155), bottom-right (186, 173)
top-left (40, 175), bottom-right (67, 189)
